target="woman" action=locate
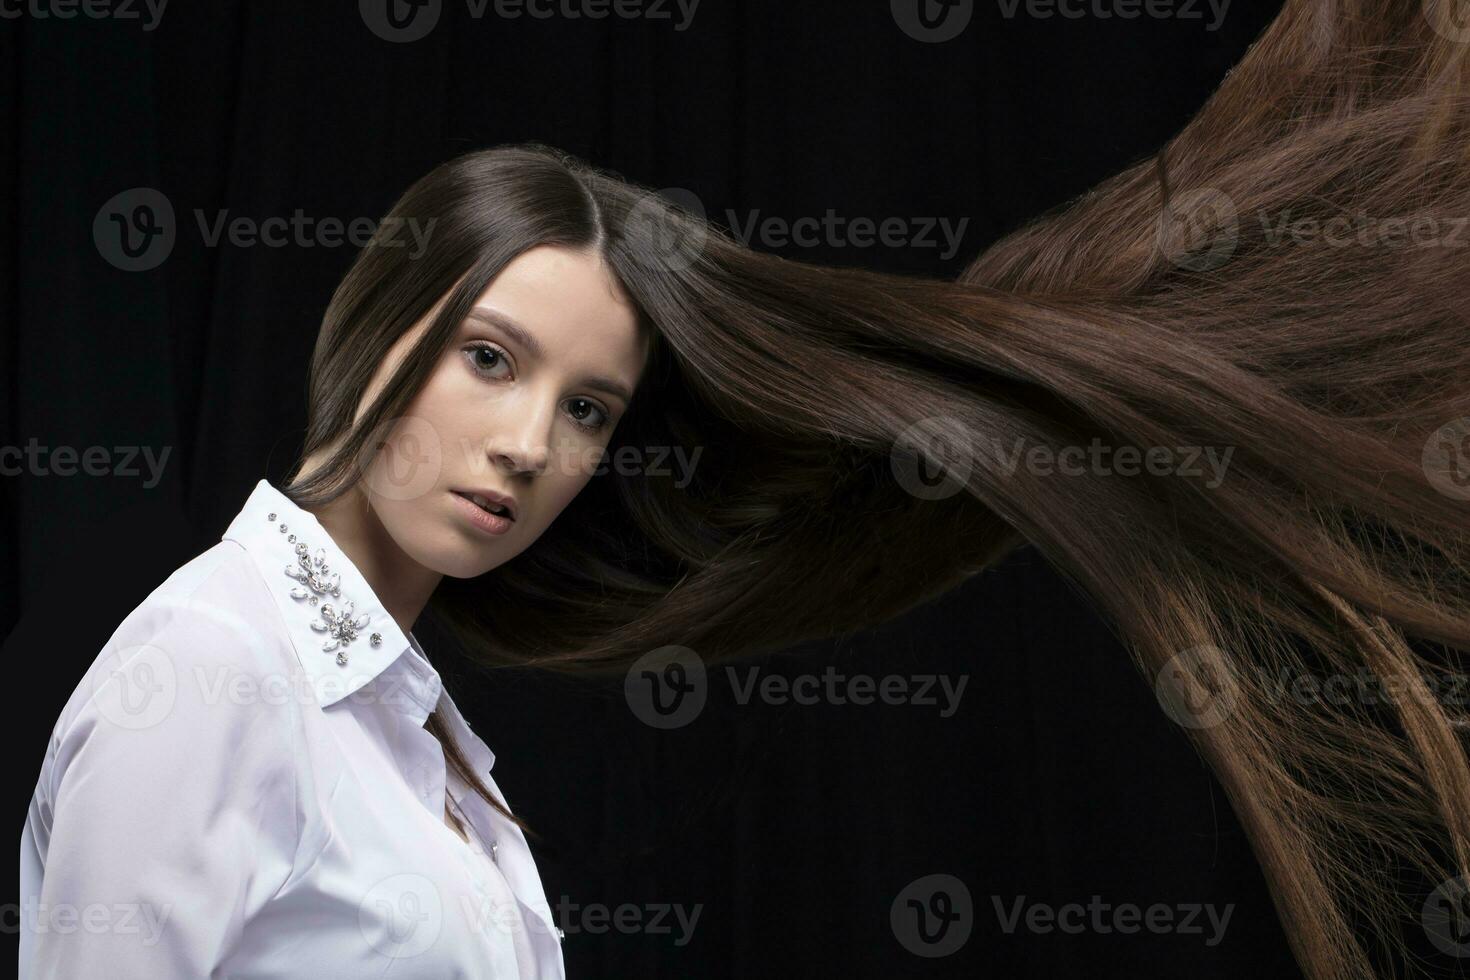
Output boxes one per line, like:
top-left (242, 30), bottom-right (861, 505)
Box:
top-left (20, 1), bottom-right (1470, 977)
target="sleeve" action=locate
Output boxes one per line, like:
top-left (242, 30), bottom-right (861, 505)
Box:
top-left (19, 595), bottom-right (302, 979)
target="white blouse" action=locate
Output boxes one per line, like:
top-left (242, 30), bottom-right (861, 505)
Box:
top-left (19, 479), bottom-right (566, 979)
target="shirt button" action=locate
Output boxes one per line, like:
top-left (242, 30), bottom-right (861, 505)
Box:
top-left (488, 839), bottom-right (498, 864)
top-left (555, 926), bottom-right (565, 943)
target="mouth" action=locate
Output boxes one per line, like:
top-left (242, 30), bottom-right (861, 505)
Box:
top-left (451, 489), bottom-right (517, 522)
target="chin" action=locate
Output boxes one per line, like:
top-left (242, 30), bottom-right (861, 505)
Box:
top-left (439, 554), bottom-right (503, 580)
top-left (418, 540), bottom-right (503, 580)
top-left (435, 531), bottom-right (532, 580)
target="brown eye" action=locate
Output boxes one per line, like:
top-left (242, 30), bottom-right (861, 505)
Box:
top-left (566, 398), bottom-right (609, 433)
top-left (462, 343), bottom-right (511, 379)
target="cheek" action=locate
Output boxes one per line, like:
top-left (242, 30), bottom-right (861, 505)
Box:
top-left (370, 492), bottom-right (429, 549)
top-left (548, 435), bottom-right (608, 481)
top-left (414, 365), bottom-right (481, 439)
top-left (363, 416), bottom-right (449, 503)
top-left (370, 363), bottom-right (478, 487)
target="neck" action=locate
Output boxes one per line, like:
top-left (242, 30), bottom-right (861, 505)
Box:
top-left (300, 483), bottom-right (441, 636)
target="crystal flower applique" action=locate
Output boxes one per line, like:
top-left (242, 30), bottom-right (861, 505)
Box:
top-left (285, 542), bottom-right (341, 601)
top-left (268, 511), bottom-right (373, 667)
top-left (309, 601), bottom-right (370, 662)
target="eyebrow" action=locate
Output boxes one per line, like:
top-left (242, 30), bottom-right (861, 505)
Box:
top-left (464, 307), bottom-right (636, 405)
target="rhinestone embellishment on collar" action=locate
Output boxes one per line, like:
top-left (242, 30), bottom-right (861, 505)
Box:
top-left (267, 510), bottom-right (382, 666)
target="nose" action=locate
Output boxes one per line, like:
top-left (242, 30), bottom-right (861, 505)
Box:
top-left (483, 397), bottom-right (553, 476)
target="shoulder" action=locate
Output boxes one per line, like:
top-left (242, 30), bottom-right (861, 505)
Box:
top-left (44, 539), bottom-right (305, 781)
top-left (23, 545), bottom-right (312, 934)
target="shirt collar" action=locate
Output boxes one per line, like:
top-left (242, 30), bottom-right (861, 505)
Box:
top-left (222, 478), bottom-right (427, 712)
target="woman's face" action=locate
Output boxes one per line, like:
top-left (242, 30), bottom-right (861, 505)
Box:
top-left (358, 244), bottom-right (648, 579)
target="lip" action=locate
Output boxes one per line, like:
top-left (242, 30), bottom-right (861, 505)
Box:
top-left (450, 490), bottom-right (515, 536)
top-left (449, 486), bottom-right (518, 522)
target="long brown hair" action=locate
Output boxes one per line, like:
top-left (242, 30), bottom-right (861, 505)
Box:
top-left (285, 2), bottom-right (1470, 974)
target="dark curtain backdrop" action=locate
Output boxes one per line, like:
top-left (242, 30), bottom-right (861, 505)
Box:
top-left (1, 2), bottom-right (1317, 977)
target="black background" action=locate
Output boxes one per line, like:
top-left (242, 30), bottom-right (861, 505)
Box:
top-left (1, 1), bottom-right (1325, 977)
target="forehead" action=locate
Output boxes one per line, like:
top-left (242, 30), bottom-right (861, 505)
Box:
top-left (475, 244), bottom-right (641, 347)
